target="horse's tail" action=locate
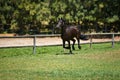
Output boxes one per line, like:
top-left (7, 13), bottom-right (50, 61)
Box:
top-left (80, 34), bottom-right (89, 40)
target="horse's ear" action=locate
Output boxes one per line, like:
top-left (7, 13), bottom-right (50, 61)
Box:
top-left (58, 18), bottom-right (62, 20)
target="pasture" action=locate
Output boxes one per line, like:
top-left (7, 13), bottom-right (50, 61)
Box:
top-left (0, 42), bottom-right (120, 80)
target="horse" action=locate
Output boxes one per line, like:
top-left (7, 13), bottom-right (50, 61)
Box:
top-left (56, 18), bottom-right (88, 54)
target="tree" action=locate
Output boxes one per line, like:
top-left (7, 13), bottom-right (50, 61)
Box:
top-left (0, 0), bottom-right (120, 34)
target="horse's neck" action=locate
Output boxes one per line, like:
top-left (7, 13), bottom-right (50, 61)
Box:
top-left (61, 25), bottom-right (66, 36)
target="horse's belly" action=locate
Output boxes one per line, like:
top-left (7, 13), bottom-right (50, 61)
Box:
top-left (62, 34), bottom-right (75, 41)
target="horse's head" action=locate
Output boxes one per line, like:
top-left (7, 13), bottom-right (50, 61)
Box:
top-left (56, 18), bottom-right (65, 28)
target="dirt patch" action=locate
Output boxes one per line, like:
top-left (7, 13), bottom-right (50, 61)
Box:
top-left (0, 36), bottom-right (120, 48)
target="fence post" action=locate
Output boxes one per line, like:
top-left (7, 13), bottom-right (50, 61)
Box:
top-left (90, 33), bottom-right (92, 48)
top-left (33, 36), bottom-right (36, 54)
top-left (112, 33), bottom-right (114, 48)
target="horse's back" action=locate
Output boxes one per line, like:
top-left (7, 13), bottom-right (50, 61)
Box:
top-left (66, 26), bottom-right (79, 34)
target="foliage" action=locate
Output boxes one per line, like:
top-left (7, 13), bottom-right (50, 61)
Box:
top-left (0, 43), bottom-right (120, 80)
top-left (0, 0), bottom-right (120, 34)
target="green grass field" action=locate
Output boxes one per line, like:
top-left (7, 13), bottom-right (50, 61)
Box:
top-left (0, 42), bottom-right (120, 80)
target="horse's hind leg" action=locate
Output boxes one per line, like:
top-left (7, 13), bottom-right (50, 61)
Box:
top-left (71, 39), bottom-right (76, 50)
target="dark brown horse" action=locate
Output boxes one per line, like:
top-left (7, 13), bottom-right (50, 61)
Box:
top-left (56, 18), bottom-right (88, 54)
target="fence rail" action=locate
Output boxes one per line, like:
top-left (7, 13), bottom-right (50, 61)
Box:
top-left (0, 34), bottom-right (60, 38)
top-left (0, 33), bottom-right (120, 54)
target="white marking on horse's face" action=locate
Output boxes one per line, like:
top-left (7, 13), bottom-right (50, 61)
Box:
top-left (56, 20), bottom-right (63, 28)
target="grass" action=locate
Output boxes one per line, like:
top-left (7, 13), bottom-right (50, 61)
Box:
top-left (0, 42), bottom-right (120, 80)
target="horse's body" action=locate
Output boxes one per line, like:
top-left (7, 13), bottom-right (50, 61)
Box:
top-left (61, 25), bottom-right (81, 51)
top-left (56, 19), bottom-right (88, 54)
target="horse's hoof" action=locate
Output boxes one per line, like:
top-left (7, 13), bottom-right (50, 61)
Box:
top-left (72, 48), bottom-right (75, 50)
top-left (70, 51), bottom-right (72, 54)
top-left (78, 46), bottom-right (81, 49)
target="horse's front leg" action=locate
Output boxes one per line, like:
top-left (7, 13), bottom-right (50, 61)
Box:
top-left (67, 40), bottom-right (72, 54)
top-left (63, 40), bottom-right (72, 54)
top-left (63, 40), bottom-right (69, 49)
top-left (77, 38), bottom-right (81, 49)
top-left (62, 40), bottom-right (66, 49)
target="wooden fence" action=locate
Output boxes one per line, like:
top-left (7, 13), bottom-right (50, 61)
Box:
top-left (0, 33), bottom-right (120, 54)
top-left (88, 33), bottom-right (120, 48)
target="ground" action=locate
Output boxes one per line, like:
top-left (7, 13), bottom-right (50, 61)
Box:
top-left (0, 43), bottom-right (120, 80)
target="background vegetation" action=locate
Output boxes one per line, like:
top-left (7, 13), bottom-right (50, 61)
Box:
top-left (0, 43), bottom-right (120, 80)
top-left (0, 0), bottom-right (120, 34)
